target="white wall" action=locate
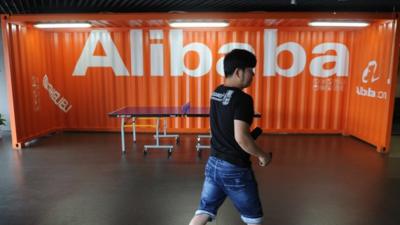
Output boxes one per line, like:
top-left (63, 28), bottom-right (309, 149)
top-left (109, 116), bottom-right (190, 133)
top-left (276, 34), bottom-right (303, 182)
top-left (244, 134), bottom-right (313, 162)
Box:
top-left (0, 27), bottom-right (11, 131)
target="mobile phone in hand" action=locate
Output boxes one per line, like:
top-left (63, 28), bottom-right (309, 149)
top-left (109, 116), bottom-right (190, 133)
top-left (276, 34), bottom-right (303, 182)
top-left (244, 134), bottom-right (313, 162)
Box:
top-left (250, 127), bottom-right (263, 140)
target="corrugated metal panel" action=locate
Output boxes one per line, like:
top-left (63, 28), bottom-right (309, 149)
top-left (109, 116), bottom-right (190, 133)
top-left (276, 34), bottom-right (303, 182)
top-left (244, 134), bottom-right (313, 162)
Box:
top-left (259, 29), bottom-right (353, 132)
top-left (5, 24), bottom-right (65, 142)
top-left (345, 20), bottom-right (397, 151)
top-left (5, 22), bottom-right (366, 144)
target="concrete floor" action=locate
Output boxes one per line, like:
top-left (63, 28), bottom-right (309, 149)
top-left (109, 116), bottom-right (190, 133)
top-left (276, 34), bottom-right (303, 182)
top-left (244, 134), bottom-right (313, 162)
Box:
top-left (0, 132), bottom-right (399, 225)
top-left (390, 135), bottom-right (400, 157)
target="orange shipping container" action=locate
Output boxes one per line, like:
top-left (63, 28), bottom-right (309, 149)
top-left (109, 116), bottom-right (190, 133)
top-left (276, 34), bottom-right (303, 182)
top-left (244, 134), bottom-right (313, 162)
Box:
top-left (1, 13), bottom-right (399, 152)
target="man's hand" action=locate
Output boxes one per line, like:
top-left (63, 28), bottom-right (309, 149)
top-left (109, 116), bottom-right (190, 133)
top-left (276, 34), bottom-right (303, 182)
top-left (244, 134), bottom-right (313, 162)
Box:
top-left (258, 152), bottom-right (272, 167)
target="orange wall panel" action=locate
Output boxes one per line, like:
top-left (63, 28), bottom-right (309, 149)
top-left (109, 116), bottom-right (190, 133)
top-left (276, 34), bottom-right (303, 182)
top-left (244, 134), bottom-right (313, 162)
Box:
top-left (3, 17), bottom-right (398, 152)
top-left (345, 20), bottom-right (398, 152)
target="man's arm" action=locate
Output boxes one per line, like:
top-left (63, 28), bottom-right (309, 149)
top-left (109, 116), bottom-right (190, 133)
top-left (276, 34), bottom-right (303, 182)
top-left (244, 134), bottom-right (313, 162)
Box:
top-left (234, 120), bottom-right (272, 166)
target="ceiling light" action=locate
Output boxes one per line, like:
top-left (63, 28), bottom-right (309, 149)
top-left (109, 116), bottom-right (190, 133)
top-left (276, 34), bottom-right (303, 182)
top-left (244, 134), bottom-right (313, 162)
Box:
top-left (308, 21), bottom-right (369, 27)
top-left (169, 21), bottom-right (229, 28)
top-left (34, 23), bottom-right (92, 29)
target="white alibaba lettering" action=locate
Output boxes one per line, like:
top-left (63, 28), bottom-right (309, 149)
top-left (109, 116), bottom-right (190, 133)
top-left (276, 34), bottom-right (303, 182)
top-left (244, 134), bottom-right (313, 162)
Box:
top-left (73, 29), bottom-right (349, 78)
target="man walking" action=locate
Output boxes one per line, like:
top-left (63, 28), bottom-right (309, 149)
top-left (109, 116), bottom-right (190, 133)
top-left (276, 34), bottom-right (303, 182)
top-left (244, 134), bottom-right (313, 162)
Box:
top-left (189, 49), bottom-right (272, 225)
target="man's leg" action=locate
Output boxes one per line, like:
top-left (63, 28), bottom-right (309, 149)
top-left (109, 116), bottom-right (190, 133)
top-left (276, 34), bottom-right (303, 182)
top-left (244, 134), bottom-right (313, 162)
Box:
top-left (190, 157), bottom-right (226, 225)
top-left (189, 178), bottom-right (226, 225)
top-left (189, 214), bottom-right (210, 225)
top-left (224, 169), bottom-right (264, 225)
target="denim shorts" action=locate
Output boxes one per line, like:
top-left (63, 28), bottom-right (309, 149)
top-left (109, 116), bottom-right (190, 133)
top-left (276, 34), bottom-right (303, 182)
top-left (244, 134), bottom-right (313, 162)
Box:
top-left (195, 156), bottom-right (263, 224)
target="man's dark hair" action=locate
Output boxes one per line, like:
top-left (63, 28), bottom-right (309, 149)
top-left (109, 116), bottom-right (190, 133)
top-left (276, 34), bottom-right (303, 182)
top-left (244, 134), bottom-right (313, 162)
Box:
top-left (223, 49), bottom-right (257, 77)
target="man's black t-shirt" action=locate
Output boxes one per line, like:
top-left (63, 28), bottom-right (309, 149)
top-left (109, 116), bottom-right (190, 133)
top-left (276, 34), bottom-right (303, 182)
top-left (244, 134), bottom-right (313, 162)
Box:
top-left (210, 85), bottom-right (254, 168)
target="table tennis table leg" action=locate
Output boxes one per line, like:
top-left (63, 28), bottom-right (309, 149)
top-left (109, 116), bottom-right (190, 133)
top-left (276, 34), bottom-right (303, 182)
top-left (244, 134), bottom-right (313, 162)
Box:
top-left (196, 132), bottom-right (211, 152)
top-left (163, 118), bottom-right (167, 136)
top-left (144, 117), bottom-right (174, 156)
top-left (121, 117), bottom-right (126, 154)
top-left (132, 117), bottom-right (136, 143)
top-left (156, 118), bottom-right (160, 145)
top-left (152, 118), bottom-right (179, 143)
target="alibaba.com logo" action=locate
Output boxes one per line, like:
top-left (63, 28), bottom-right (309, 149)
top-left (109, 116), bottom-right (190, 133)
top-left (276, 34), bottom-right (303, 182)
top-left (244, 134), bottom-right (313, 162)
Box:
top-left (356, 60), bottom-right (387, 100)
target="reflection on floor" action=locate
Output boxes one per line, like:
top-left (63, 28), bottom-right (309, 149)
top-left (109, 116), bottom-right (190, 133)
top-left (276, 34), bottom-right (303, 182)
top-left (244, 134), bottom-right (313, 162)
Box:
top-left (0, 132), bottom-right (399, 225)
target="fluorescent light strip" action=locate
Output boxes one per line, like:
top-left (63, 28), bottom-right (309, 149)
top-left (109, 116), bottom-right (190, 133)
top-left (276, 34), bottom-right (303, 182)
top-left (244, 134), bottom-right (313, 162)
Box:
top-left (309, 21), bottom-right (369, 27)
top-left (34, 23), bottom-right (92, 28)
top-left (169, 22), bottom-right (229, 28)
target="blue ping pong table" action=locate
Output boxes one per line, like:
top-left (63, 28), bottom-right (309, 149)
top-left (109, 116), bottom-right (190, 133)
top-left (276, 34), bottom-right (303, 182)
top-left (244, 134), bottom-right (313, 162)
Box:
top-left (108, 103), bottom-right (210, 155)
